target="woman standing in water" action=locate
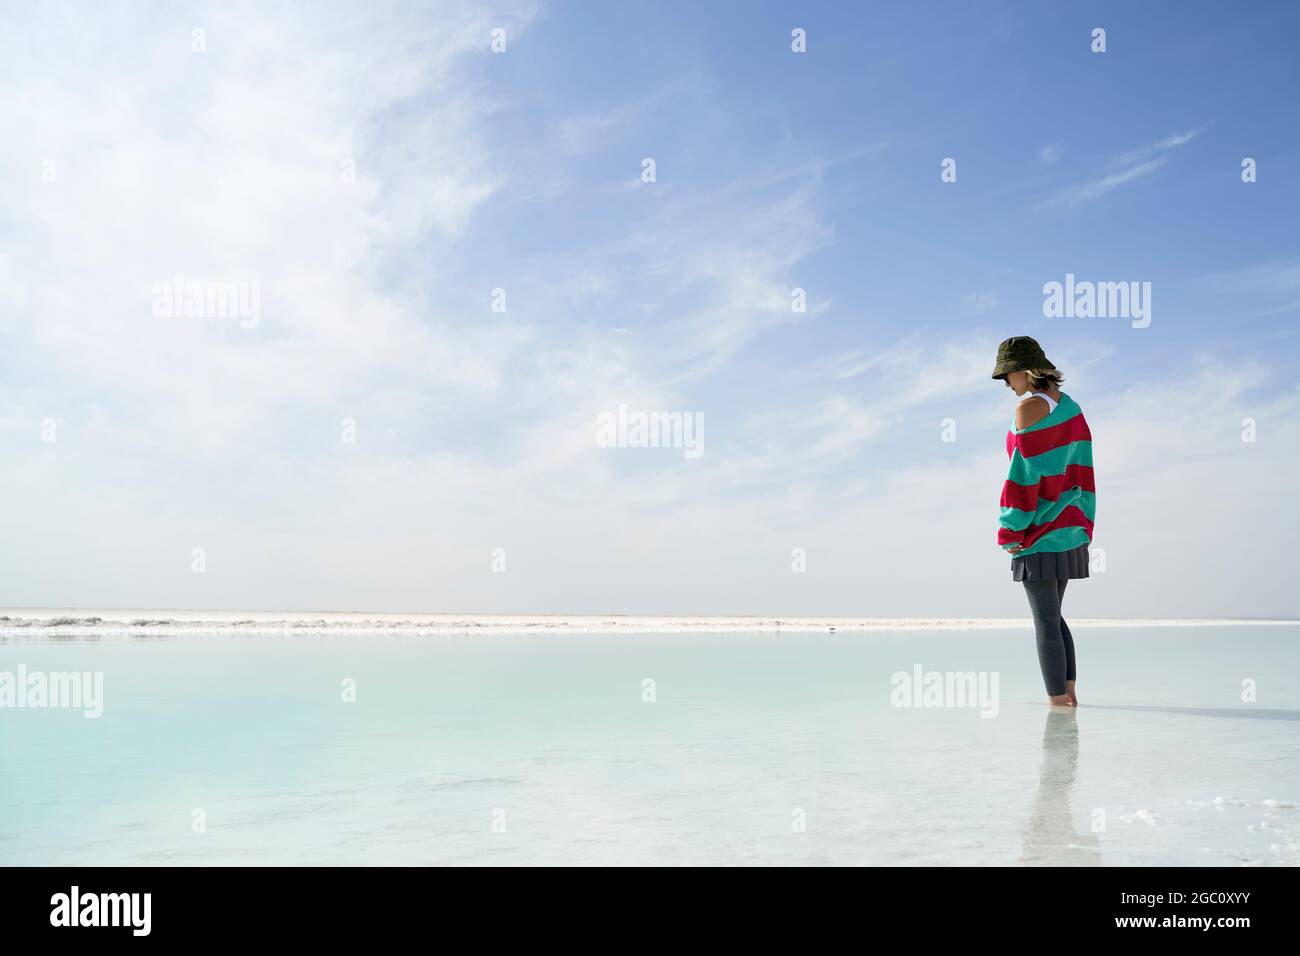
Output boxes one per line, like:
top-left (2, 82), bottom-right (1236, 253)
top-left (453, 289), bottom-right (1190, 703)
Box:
top-left (993, 337), bottom-right (1095, 708)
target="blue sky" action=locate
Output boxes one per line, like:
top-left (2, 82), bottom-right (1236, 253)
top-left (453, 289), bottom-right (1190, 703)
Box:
top-left (1, 1), bottom-right (1298, 617)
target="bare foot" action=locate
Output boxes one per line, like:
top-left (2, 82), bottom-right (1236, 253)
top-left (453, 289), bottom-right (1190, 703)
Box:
top-left (1048, 693), bottom-right (1073, 707)
top-left (1066, 680), bottom-right (1078, 707)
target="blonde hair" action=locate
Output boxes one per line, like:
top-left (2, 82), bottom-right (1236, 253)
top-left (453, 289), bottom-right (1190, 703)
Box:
top-left (1025, 368), bottom-right (1064, 390)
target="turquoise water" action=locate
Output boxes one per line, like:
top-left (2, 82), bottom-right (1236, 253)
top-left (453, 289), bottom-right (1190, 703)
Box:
top-left (2, 625), bottom-right (1298, 865)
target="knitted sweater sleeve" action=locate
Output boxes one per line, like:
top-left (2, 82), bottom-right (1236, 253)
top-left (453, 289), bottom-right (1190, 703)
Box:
top-left (997, 442), bottom-right (1040, 550)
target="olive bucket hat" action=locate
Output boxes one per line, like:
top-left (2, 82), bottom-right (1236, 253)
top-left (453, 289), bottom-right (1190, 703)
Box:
top-left (991, 335), bottom-right (1056, 380)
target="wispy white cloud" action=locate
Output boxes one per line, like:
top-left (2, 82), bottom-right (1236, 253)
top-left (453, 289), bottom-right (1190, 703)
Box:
top-left (1113, 127), bottom-right (1205, 167)
top-left (1054, 158), bottom-right (1167, 206)
top-left (558, 73), bottom-right (714, 154)
top-left (1051, 127), bottom-right (1203, 207)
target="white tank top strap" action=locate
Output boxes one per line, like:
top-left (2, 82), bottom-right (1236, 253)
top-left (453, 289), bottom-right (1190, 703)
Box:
top-left (1019, 390), bottom-right (1058, 413)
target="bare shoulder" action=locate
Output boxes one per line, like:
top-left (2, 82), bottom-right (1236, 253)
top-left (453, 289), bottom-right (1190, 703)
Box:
top-left (1014, 397), bottom-right (1051, 430)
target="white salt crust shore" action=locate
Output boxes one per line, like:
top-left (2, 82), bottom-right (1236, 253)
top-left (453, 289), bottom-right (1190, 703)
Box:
top-left (0, 609), bottom-right (1295, 638)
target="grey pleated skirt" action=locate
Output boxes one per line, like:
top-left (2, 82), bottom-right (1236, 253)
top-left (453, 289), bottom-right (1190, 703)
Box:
top-left (1012, 543), bottom-right (1090, 581)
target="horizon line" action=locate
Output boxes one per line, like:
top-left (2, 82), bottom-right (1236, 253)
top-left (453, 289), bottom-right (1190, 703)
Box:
top-left (1, 607), bottom-right (1296, 634)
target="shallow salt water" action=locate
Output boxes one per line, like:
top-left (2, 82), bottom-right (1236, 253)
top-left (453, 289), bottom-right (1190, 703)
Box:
top-left (1, 624), bottom-right (1297, 866)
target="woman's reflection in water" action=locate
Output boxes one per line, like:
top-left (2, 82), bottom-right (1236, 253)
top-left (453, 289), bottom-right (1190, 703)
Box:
top-left (1018, 708), bottom-right (1102, 866)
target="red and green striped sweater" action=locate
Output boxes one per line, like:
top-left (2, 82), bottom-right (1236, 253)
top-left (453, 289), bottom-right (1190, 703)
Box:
top-left (998, 392), bottom-right (1095, 555)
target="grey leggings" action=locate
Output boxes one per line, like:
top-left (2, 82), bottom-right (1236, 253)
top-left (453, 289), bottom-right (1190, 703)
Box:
top-left (1022, 578), bottom-right (1076, 696)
